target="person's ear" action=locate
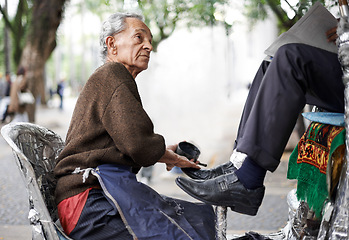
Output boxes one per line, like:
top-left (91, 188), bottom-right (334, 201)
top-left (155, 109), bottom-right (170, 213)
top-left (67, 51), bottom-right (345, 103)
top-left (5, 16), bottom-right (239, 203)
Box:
top-left (106, 36), bottom-right (117, 55)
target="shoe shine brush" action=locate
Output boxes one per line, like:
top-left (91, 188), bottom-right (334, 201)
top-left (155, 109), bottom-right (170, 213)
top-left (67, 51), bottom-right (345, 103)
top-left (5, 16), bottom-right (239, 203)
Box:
top-left (175, 142), bottom-right (207, 167)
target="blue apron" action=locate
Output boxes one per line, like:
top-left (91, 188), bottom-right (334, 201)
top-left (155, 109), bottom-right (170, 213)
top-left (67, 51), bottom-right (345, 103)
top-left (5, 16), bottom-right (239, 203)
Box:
top-left (87, 164), bottom-right (216, 240)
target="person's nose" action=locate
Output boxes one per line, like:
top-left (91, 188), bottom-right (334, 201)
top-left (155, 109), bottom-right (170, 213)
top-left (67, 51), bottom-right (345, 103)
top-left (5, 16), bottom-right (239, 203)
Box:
top-left (144, 40), bottom-right (153, 52)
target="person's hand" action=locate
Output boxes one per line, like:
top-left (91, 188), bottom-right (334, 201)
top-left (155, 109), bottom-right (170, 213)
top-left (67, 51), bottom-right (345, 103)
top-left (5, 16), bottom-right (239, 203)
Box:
top-left (158, 144), bottom-right (201, 171)
top-left (326, 26), bottom-right (338, 44)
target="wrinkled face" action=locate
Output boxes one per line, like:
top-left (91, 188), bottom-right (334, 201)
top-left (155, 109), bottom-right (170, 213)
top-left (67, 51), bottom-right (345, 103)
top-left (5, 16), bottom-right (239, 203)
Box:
top-left (108, 18), bottom-right (153, 78)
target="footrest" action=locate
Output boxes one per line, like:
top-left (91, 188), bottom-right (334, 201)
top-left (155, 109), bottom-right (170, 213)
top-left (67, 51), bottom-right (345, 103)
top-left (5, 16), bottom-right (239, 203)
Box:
top-left (302, 112), bottom-right (344, 126)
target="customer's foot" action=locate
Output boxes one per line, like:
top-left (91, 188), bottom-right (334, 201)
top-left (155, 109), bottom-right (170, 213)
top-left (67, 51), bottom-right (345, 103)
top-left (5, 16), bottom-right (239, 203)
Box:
top-left (175, 172), bottom-right (265, 216)
top-left (181, 161), bottom-right (237, 180)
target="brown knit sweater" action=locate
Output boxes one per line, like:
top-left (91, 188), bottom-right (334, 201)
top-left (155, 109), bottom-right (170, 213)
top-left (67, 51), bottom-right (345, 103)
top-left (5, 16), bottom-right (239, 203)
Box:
top-left (54, 62), bottom-right (165, 204)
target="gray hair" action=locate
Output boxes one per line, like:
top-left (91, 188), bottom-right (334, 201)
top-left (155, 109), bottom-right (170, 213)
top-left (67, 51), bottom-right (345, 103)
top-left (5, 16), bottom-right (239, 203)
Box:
top-left (99, 12), bottom-right (144, 62)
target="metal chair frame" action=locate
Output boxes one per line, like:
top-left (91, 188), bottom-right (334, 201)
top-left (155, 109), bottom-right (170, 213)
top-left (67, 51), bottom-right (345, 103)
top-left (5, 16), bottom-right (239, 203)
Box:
top-left (1, 122), bottom-right (70, 240)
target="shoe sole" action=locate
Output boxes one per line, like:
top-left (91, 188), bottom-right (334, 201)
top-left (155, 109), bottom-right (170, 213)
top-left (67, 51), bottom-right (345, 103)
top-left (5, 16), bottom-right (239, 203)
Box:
top-left (175, 179), bottom-right (260, 216)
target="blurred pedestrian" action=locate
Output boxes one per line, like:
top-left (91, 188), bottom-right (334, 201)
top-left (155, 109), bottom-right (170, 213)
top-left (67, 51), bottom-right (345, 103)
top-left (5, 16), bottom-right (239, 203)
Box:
top-left (1, 72), bottom-right (12, 123)
top-left (8, 67), bottom-right (31, 123)
top-left (56, 79), bottom-right (65, 110)
top-left (4, 72), bottom-right (11, 97)
top-left (0, 72), bottom-right (4, 99)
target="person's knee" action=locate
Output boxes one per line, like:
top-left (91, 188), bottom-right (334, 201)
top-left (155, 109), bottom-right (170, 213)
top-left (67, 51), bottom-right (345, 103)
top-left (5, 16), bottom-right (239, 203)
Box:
top-left (275, 43), bottom-right (302, 58)
top-left (275, 43), bottom-right (317, 60)
top-left (273, 43), bottom-right (316, 72)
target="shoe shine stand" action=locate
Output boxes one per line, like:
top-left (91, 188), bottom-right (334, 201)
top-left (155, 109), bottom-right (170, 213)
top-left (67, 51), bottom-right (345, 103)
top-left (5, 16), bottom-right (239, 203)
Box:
top-left (215, 205), bottom-right (228, 240)
top-left (317, 1), bottom-right (349, 238)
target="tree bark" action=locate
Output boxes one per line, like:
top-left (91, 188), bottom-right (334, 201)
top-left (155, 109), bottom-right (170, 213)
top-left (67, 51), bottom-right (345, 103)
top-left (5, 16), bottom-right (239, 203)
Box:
top-left (19, 0), bottom-right (68, 122)
top-left (4, 0), bottom-right (11, 74)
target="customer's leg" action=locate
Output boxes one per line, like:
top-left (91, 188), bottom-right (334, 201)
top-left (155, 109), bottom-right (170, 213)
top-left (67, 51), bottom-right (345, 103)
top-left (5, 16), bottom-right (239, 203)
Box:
top-left (236, 43), bottom-right (343, 172)
top-left (180, 44), bottom-right (342, 182)
top-left (234, 60), bottom-right (271, 148)
top-left (176, 44), bottom-right (343, 215)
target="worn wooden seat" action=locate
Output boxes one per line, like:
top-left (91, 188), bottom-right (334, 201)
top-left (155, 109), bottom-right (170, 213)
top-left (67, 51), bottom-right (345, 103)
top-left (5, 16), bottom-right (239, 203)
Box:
top-left (1, 122), bottom-right (70, 240)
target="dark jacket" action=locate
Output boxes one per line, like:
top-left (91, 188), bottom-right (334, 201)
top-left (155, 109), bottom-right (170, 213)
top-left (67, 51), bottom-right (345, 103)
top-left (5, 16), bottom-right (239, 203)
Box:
top-left (54, 62), bottom-right (165, 204)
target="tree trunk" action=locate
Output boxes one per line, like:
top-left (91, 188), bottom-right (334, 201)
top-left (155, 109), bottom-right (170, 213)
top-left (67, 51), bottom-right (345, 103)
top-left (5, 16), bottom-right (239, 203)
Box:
top-left (4, 0), bottom-right (11, 74)
top-left (19, 0), bottom-right (68, 122)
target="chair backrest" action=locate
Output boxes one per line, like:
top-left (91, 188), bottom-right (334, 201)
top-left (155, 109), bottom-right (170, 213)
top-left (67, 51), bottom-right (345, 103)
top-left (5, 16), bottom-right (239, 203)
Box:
top-left (1, 122), bottom-right (66, 240)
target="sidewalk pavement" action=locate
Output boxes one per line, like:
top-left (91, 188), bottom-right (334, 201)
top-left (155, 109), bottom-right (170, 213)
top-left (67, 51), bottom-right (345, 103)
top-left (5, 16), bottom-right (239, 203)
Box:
top-left (0, 96), bottom-right (299, 239)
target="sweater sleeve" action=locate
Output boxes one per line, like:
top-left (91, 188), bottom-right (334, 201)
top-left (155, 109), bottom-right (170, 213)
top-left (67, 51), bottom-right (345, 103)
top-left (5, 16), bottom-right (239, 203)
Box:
top-left (102, 82), bottom-right (165, 167)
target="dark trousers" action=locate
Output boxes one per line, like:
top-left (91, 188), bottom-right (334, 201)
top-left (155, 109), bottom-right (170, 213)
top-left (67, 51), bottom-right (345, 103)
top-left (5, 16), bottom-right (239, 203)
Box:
top-left (69, 189), bottom-right (133, 240)
top-left (234, 43), bottom-right (344, 172)
top-left (69, 164), bottom-right (216, 240)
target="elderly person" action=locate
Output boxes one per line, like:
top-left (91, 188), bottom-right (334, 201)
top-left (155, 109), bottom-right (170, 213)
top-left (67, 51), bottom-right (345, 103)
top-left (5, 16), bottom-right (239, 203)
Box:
top-left (54, 13), bottom-right (215, 239)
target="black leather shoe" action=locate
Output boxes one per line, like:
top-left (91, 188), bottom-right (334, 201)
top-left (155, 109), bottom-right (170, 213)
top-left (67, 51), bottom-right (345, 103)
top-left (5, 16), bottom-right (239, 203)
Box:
top-left (181, 161), bottom-right (237, 180)
top-left (175, 172), bottom-right (265, 216)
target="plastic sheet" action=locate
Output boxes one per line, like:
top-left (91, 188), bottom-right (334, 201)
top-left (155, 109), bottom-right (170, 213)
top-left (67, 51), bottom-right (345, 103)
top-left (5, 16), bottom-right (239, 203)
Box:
top-left (1, 122), bottom-right (66, 240)
top-left (32, 224), bottom-right (45, 240)
top-left (215, 206), bottom-right (228, 240)
top-left (322, 16), bottom-right (349, 239)
top-left (28, 208), bottom-right (40, 224)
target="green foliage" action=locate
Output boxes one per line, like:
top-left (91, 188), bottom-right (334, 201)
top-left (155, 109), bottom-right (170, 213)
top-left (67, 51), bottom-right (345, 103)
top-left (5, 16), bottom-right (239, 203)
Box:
top-left (80, 0), bottom-right (231, 51)
top-left (0, 0), bottom-right (32, 68)
top-left (138, 0), bottom-right (231, 51)
top-left (77, 0), bottom-right (124, 19)
top-left (243, 0), bottom-right (338, 32)
top-left (12, 0), bottom-right (31, 65)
